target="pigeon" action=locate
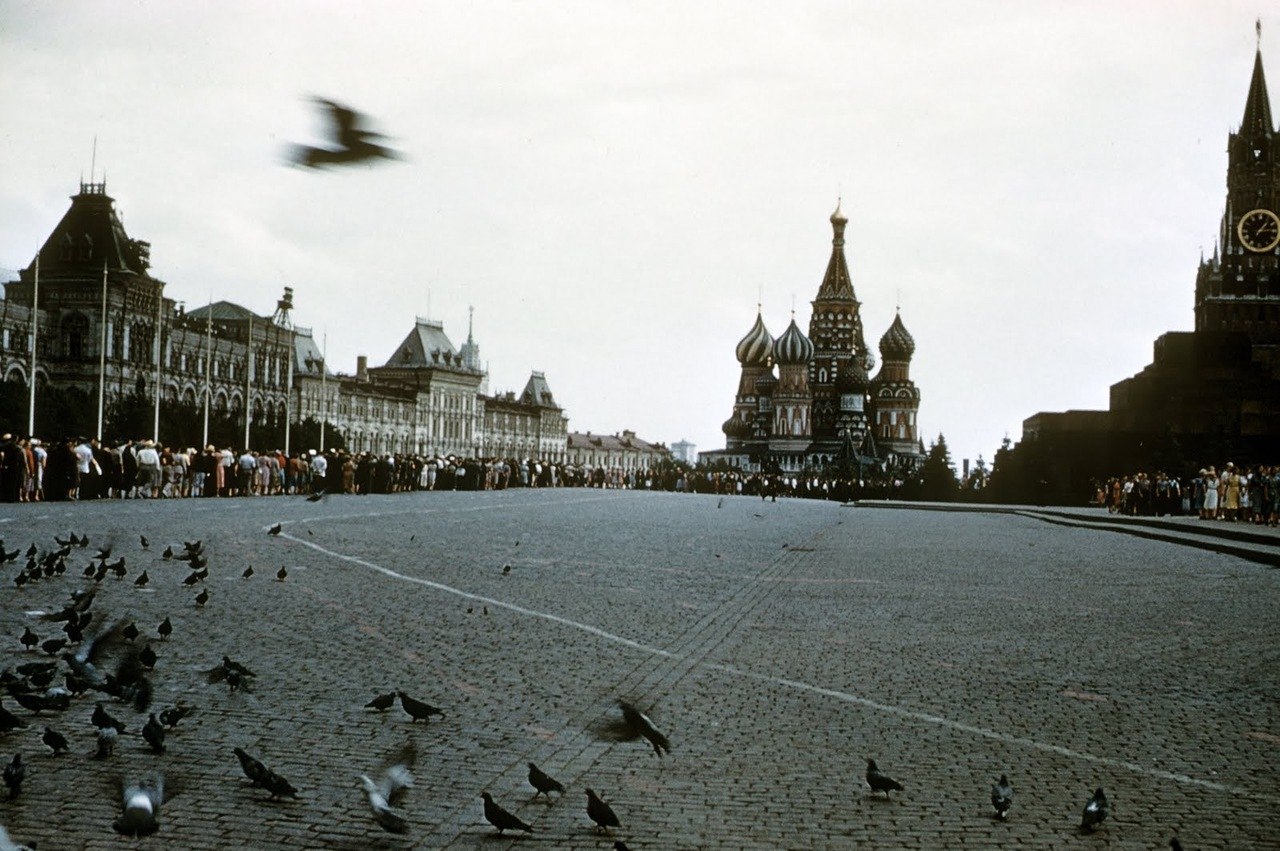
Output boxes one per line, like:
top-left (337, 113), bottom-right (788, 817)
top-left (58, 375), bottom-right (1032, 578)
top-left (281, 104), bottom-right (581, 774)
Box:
top-left (134, 570), bottom-right (149, 588)
top-left (92, 702), bottom-right (127, 733)
top-left (1170, 839), bottom-right (1183, 851)
top-left (0, 703), bottom-right (27, 733)
top-left (527, 762), bottom-right (564, 799)
top-left (260, 768), bottom-right (299, 800)
top-left (1080, 787), bottom-right (1108, 832)
top-left (139, 535), bottom-right (149, 548)
top-left (207, 657), bottom-right (256, 692)
top-left (142, 713), bottom-right (165, 753)
top-left (3, 753), bottom-right (23, 798)
top-left (162, 546), bottom-right (173, 560)
top-left (14, 692), bottom-right (69, 715)
top-left (290, 98), bottom-right (402, 169)
top-left (157, 617), bottom-right (172, 640)
top-left (138, 645), bottom-right (158, 670)
top-left (306, 491), bottom-right (325, 502)
top-left (42, 726), bottom-right (68, 756)
top-left (41, 637), bottom-right (67, 655)
top-left (586, 788), bottom-right (621, 832)
top-left (195, 588), bottom-right (209, 607)
top-left (19, 627), bottom-right (38, 651)
top-left (866, 759), bottom-right (904, 798)
top-left (65, 621), bottom-right (153, 712)
top-left (159, 704), bottom-right (192, 730)
top-left (614, 843), bottom-right (631, 851)
top-left (397, 691), bottom-right (443, 723)
top-left (481, 792), bottom-right (532, 834)
top-left (242, 566), bottom-right (254, 579)
top-left (502, 565), bottom-right (511, 576)
top-left (359, 740), bottom-right (416, 834)
top-left (233, 747), bottom-right (269, 786)
top-left (95, 726), bottom-right (118, 759)
top-left (113, 773), bottom-right (165, 837)
top-left (365, 692), bottom-right (396, 712)
top-left (95, 546), bottom-right (111, 561)
top-left (991, 774), bottom-right (1013, 820)
top-left (594, 701), bottom-right (671, 757)
top-left (182, 571), bottom-right (203, 587)
top-left (268, 523), bottom-right (282, 536)
top-left (276, 565), bottom-right (288, 581)
top-left (122, 622), bottom-right (140, 642)
top-left (13, 571), bottom-right (28, 588)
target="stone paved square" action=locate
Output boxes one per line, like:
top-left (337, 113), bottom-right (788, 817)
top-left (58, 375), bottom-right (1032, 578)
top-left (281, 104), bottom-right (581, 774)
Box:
top-left (1, 490), bottom-right (1277, 849)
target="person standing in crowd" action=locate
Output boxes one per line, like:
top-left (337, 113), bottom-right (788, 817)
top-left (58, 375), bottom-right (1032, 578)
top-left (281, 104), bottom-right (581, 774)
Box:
top-left (309, 449), bottom-right (328, 493)
top-left (1201, 466), bottom-right (1220, 520)
top-left (28, 438), bottom-right (46, 502)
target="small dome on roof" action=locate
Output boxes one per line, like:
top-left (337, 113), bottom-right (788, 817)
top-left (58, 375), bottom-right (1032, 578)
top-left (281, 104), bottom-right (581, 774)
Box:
top-left (773, 317), bottom-right (814, 366)
top-left (879, 312), bottom-right (915, 360)
top-left (734, 312), bottom-right (774, 367)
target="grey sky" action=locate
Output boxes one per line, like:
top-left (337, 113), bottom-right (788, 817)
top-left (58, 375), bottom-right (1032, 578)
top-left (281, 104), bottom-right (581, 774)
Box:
top-left (0, 2), bottom-right (1267, 466)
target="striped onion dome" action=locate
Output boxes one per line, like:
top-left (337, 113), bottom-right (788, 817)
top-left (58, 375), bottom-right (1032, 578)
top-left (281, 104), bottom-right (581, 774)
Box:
top-left (879, 312), bottom-right (915, 360)
top-left (772, 317), bottom-right (814, 366)
top-left (722, 412), bottom-right (750, 439)
top-left (734, 312), bottom-right (774, 366)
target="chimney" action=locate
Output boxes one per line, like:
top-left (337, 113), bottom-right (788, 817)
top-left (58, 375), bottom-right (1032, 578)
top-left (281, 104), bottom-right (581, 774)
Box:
top-left (356, 355), bottom-right (368, 382)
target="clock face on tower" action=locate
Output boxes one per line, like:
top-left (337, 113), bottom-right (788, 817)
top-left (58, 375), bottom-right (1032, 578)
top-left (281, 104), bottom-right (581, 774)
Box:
top-left (1237, 208), bottom-right (1280, 252)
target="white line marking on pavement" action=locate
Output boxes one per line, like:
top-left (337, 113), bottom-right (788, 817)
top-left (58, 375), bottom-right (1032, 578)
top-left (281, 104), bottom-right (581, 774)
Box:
top-left (281, 529), bottom-right (1277, 805)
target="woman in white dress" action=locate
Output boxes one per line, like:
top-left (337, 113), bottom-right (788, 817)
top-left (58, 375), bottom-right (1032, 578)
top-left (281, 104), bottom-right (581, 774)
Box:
top-left (1202, 467), bottom-right (1220, 520)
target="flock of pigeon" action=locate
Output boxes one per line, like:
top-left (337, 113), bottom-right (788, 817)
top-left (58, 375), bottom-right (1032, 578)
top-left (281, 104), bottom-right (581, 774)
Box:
top-left (1, 520), bottom-right (1189, 848)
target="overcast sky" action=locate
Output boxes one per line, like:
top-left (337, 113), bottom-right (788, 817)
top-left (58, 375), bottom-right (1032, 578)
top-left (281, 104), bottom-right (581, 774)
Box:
top-left (0, 2), bottom-right (1271, 467)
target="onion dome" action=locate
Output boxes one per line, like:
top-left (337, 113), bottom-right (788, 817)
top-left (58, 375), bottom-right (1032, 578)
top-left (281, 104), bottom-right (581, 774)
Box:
top-left (734, 312), bottom-right (774, 367)
top-left (722, 413), bottom-right (750, 440)
top-left (878, 312), bottom-right (915, 360)
top-left (772, 317), bottom-right (814, 366)
top-left (830, 198), bottom-right (847, 225)
top-left (835, 362), bottom-right (867, 393)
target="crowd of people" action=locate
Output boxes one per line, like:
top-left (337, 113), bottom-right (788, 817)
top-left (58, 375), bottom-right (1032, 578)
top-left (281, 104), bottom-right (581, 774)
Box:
top-left (1096, 463), bottom-right (1280, 525)
top-left (0, 433), bottom-right (908, 505)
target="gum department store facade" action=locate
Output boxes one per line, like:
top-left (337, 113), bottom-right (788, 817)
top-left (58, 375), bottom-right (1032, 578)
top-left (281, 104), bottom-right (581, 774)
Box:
top-left (0, 180), bottom-right (569, 461)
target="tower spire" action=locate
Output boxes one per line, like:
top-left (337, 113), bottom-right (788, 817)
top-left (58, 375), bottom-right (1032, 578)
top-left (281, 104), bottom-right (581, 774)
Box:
top-left (816, 199), bottom-right (856, 301)
top-left (1241, 37), bottom-right (1274, 139)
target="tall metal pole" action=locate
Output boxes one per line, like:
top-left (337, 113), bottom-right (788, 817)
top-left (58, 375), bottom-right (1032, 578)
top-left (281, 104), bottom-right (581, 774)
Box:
top-left (96, 261), bottom-right (108, 439)
top-left (152, 291), bottom-right (161, 441)
top-left (27, 254), bottom-right (38, 436)
top-left (243, 314), bottom-right (253, 449)
top-left (201, 298), bottom-right (211, 447)
top-left (283, 325), bottom-right (293, 455)
top-left (319, 328), bottom-right (327, 452)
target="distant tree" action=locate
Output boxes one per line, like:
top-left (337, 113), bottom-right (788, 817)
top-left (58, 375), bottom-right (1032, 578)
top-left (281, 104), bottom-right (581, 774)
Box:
top-left (289, 416), bottom-right (346, 454)
top-left (919, 432), bottom-right (959, 501)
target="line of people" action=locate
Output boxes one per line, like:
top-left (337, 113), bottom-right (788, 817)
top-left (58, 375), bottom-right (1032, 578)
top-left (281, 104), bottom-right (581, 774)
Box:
top-left (1097, 463), bottom-right (1280, 525)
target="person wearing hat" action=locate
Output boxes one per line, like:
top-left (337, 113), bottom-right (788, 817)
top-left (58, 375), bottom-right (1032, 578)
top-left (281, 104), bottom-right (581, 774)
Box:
top-left (1222, 462), bottom-right (1240, 522)
top-left (1202, 466), bottom-right (1220, 520)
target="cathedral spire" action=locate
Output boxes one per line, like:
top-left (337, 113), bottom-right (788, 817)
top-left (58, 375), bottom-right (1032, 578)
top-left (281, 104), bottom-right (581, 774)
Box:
top-left (816, 199), bottom-right (856, 301)
top-left (1241, 44), bottom-right (1274, 140)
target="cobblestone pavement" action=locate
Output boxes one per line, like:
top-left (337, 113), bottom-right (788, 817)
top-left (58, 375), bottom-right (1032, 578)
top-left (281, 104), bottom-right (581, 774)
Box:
top-left (0, 491), bottom-right (1277, 849)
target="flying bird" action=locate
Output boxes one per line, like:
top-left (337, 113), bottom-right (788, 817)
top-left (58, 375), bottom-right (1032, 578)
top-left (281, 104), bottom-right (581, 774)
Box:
top-left (396, 691), bottom-right (443, 723)
top-left (481, 791), bottom-right (532, 834)
top-left (527, 762), bottom-right (564, 800)
top-left (991, 774), bottom-right (1012, 820)
top-left (593, 701), bottom-right (671, 757)
top-left (113, 773), bottom-right (166, 837)
top-left (359, 740), bottom-right (416, 834)
top-left (1080, 787), bottom-right (1108, 832)
top-left (865, 759), bottom-right (904, 798)
top-left (586, 788), bottom-right (621, 833)
top-left (290, 98), bottom-right (402, 169)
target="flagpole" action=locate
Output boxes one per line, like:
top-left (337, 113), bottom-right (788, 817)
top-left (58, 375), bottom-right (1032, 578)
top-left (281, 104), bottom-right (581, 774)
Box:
top-left (96, 261), bottom-right (108, 439)
top-left (319, 328), bottom-right (327, 452)
top-left (283, 324), bottom-right (293, 455)
top-left (28, 254), bottom-right (39, 436)
top-left (152, 291), bottom-right (162, 441)
top-left (199, 296), bottom-right (209, 447)
top-left (243, 314), bottom-right (253, 449)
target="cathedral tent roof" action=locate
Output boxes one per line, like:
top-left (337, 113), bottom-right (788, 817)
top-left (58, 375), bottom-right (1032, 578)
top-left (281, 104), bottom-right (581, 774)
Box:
top-left (27, 182), bottom-right (154, 278)
top-left (520, 371), bottom-right (557, 407)
top-left (1241, 48), bottom-right (1274, 139)
top-left (815, 199), bottom-right (857, 302)
top-left (384, 318), bottom-right (459, 368)
top-left (187, 301), bottom-right (266, 323)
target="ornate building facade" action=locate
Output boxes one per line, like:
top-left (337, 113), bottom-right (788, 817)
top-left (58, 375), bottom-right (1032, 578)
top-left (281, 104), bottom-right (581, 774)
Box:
top-left (705, 204), bottom-right (925, 473)
top-left (1, 180), bottom-right (567, 460)
top-left (1005, 42), bottom-right (1280, 501)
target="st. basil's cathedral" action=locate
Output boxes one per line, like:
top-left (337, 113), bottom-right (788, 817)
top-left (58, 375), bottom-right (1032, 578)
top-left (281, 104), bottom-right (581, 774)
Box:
top-left (708, 203), bottom-right (925, 474)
